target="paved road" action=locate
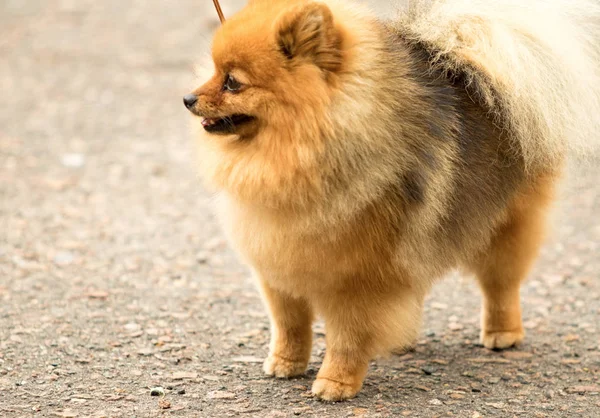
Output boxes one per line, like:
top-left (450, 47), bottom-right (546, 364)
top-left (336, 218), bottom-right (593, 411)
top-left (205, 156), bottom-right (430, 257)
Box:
top-left (1, 1), bottom-right (598, 417)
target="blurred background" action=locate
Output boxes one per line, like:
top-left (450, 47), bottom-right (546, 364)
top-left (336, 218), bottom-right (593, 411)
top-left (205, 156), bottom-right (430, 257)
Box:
top-left (1, 1), bottom-right (598, 417)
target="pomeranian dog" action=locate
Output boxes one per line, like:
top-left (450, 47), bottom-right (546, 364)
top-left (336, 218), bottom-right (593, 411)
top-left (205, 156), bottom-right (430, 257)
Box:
top-left (184, 0), bottom-right (600, 401)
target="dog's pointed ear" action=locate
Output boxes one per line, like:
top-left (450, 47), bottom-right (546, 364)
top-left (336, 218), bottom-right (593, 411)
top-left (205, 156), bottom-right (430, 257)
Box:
top-left (274, 2), bottom-right (342, 72)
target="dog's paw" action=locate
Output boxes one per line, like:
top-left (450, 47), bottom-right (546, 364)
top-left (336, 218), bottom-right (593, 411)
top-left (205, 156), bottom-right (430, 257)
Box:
top-left (311, 378), bottom-right (360, 401)
top-left (481, 329), bottom-right (525, 350)
top-left (263, 355), bottom-right (307, 378)
top-left (391, 344), bottom-right (416, 356)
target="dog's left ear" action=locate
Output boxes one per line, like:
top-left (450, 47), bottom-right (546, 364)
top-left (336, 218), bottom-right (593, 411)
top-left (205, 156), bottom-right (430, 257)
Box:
top-left (274, 2), bottom-right (342, 72)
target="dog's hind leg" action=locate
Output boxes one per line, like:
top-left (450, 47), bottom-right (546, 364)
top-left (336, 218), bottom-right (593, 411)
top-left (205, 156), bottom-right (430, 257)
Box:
top-left (470, 173), bottom-right (557, 349)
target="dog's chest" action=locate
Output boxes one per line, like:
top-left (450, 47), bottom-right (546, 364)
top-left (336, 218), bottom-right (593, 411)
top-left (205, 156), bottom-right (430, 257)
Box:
top-left (217, 199), bottom-right (387, 295)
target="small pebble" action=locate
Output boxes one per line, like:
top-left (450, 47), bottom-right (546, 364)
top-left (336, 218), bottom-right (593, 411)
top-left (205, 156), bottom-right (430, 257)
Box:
top-left (150, 387), bottom-right (165, 397)
top-left (158, 399), bottom-right (171, 409)
top-left (53, 251), bottom-right (74, 266)
top-left (421, 366), bottom-right (435, 375)
top-left (61, 153), bottom-right (86, 168)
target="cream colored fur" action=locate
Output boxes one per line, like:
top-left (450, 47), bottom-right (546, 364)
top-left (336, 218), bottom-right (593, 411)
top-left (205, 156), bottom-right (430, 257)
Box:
top-left (396, 0), bottom-right (600, 170)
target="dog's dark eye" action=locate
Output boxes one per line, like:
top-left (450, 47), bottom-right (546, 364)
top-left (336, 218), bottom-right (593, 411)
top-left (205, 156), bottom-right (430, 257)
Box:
top-left (224, 74), bottom-right (242, 92)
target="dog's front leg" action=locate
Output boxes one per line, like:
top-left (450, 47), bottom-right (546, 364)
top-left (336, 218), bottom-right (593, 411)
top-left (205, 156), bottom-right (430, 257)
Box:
top-left (258, 278), bottom-right (314, 378)
top-left (312, 286), bottom-right (424, 401)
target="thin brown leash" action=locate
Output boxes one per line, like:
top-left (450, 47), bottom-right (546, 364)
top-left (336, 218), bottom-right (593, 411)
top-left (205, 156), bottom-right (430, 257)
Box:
top-left (212, 0), bottom-right (226, 23)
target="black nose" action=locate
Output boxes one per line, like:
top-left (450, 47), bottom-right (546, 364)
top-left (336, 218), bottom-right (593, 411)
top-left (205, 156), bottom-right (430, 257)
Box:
top-left (183, 94), bottom-right (198, 109)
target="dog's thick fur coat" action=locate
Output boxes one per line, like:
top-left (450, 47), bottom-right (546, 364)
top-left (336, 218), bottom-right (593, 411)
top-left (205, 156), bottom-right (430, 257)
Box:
top-left (187, 0), bottom-right (600, 401)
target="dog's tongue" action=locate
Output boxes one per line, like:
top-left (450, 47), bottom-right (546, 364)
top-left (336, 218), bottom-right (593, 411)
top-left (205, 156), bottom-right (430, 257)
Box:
top-left (202, 118), bottom-right (218, 127)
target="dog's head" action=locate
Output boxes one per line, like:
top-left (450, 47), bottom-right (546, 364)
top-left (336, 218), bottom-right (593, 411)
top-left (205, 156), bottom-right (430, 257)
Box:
top-left (184, 0), bottom-right (344, 140)
top-left (185, 1), bottom-right (390, 211)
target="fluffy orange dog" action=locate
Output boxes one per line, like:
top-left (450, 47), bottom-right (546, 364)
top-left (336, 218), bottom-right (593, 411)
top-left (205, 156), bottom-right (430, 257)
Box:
top-left (184, 0), bottom-right (600, 401)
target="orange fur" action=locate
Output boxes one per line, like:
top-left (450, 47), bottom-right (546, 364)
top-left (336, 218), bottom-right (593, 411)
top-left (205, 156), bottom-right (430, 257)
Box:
top-left (468, 173), bottom-right (558, 349)
top-left (184, 0), bottom-right (587, 401)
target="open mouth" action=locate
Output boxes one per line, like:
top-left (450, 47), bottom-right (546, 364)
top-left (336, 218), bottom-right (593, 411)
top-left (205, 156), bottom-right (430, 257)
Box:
top-left (201, 114), bottom-right (255, 134)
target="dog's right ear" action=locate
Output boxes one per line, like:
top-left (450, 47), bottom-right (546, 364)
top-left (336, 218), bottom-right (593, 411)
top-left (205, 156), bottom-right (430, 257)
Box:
top-left (274, 2), bottom-right (342, 72)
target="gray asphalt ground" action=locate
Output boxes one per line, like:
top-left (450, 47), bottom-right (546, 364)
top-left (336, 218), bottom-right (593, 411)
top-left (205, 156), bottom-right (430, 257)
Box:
top-left (0, 1), bottom-right (598, 417)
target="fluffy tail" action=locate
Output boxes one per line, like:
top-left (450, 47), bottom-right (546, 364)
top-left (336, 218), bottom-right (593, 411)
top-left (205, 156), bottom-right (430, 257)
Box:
top-left (395, 0), bottom-right (600, 171)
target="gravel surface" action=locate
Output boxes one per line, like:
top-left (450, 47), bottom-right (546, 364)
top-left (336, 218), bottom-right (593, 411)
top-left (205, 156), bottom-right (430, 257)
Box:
top-left (1, 1), bottom-right (599, 417)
